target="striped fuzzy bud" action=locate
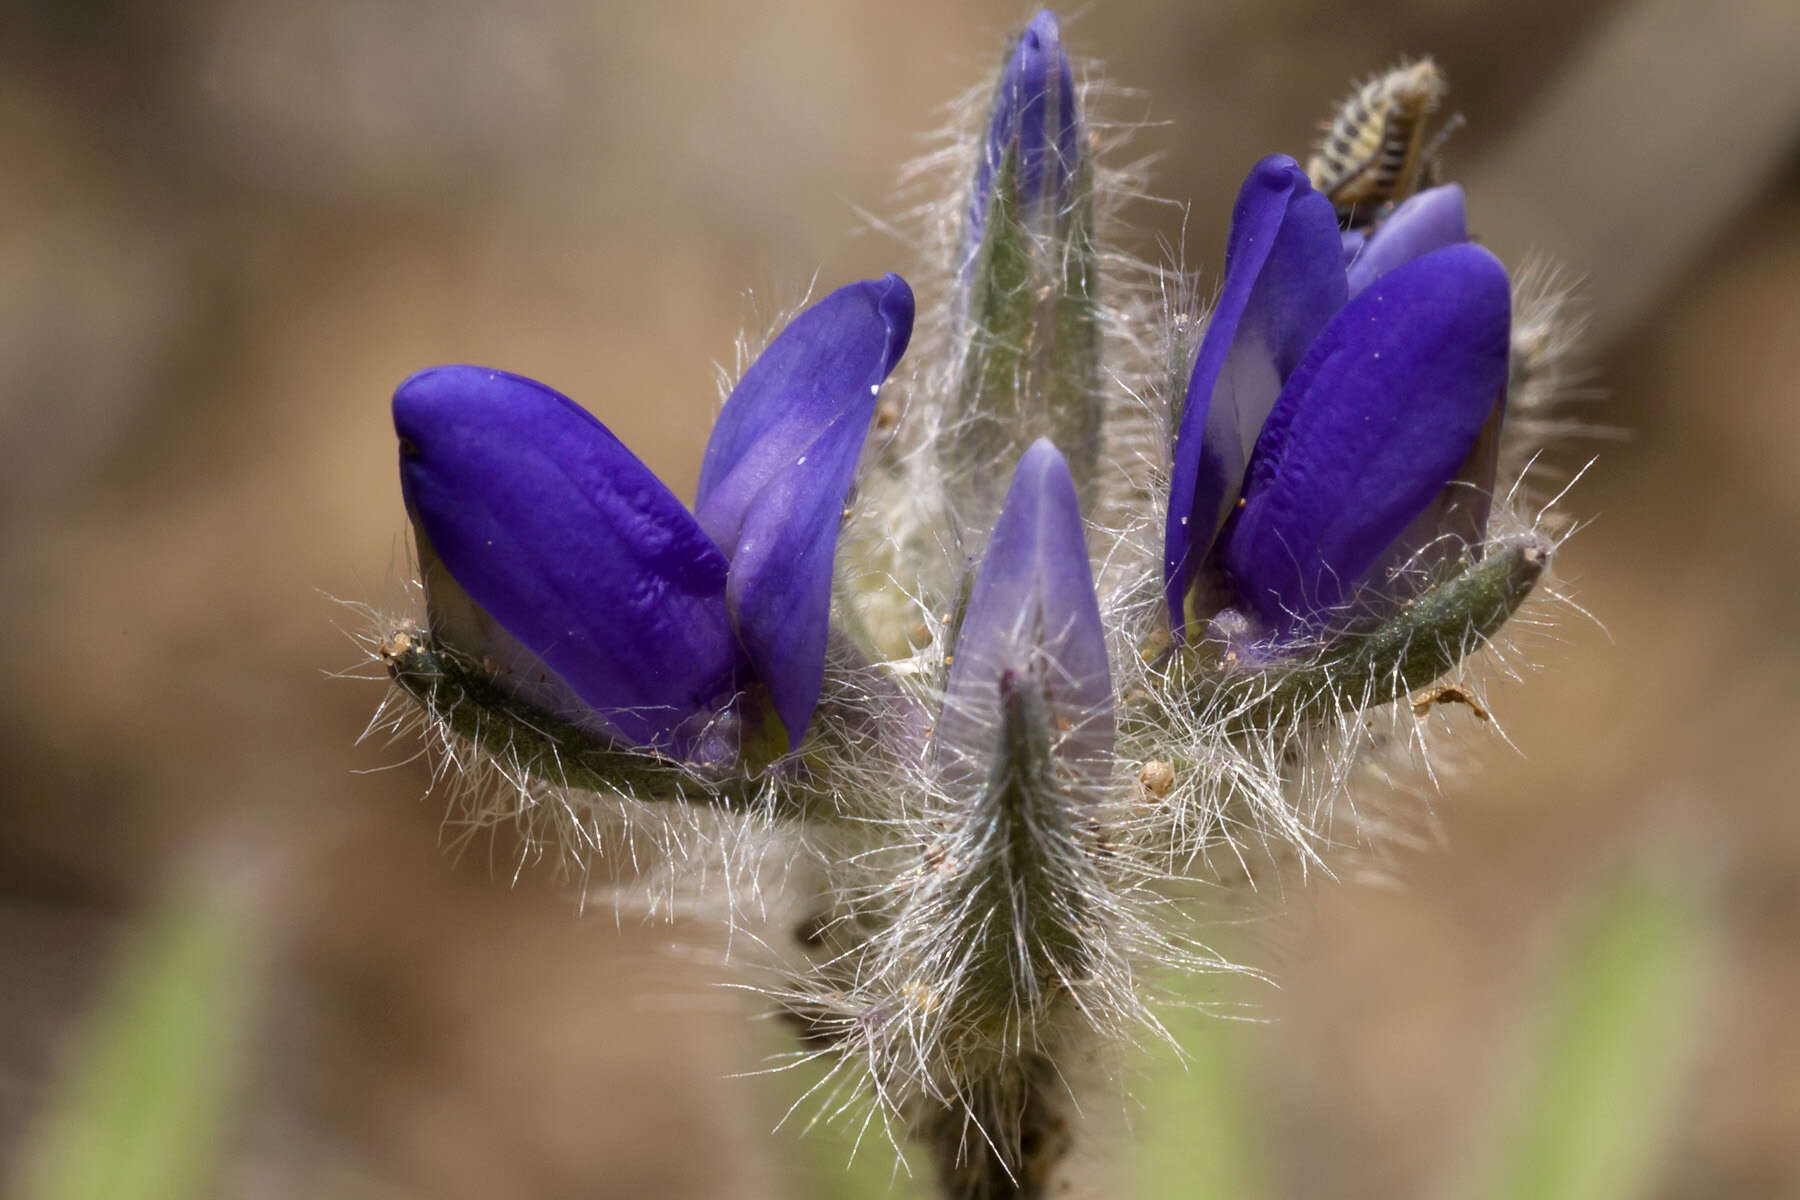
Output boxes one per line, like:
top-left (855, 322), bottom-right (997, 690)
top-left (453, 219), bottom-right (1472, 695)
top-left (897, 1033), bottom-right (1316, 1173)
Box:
top-left (942, 9), bottom-right (1102, 526)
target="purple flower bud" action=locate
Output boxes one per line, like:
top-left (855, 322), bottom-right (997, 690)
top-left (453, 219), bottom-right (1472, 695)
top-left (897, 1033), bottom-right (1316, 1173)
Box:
top-left (966, 10), bottom-right (1080, 254)
top-left (393, 275), bottom-right (914, 752)
top-left (1165, 156), bottom-right (1507, 644)
top-left (938, 439), bottom-right (1113, 801)
top-left (395, 366), bottom-right (744, 748)
top-left (1222, 243), bottom-right (1511, 633)
top-left (1164, 155), bottom-right (1346, 636)
top-left (1345, 183), bottom-right (1467, 296)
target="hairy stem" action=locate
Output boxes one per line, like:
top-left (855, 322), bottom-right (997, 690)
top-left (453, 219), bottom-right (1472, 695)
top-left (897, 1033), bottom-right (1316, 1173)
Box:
top-left (383, 626), bottom-right (779, 811)
top-left (916, 1053), bottom-right (1072, 1200)
top-left (1166, 534), bottom-right (1550, 732)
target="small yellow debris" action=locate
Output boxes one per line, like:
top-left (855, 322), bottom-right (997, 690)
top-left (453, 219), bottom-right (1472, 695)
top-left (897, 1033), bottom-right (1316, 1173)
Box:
top-left (901, 979), bottom-right (941, 1015)
top-left (1411, 684), bottom-right (1489, 721)
top-left (378, 630), bottom-right (413, 663)
top-left (1138, 759), bottom-right (1176, 800)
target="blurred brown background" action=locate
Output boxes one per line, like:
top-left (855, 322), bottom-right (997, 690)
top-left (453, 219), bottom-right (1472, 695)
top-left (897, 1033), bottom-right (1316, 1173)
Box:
top-left (2, 1), bottom-right (1797, 1196)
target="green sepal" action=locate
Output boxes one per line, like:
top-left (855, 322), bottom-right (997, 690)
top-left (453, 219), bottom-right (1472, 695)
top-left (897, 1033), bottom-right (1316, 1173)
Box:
top-left (936, 674), bottom-right (1093, 1034)
top-left (943, 148), bottom-right (1103, 519)
top-left (384, 625), bottom-right (776, 810)
top-left (1179, 535), bottom-right (1550, 730)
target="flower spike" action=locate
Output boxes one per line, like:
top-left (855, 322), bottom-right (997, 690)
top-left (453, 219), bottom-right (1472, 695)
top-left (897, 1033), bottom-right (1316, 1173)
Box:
top-left (363, 32), bottom-right (1582, 1193)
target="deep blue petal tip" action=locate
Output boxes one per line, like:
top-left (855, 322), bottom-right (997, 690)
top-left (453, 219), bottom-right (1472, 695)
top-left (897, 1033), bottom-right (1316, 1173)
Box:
top-left (393, 364), bottom-right (561, 439)
top-left (871, 273), bottom-right (915, 372)
top-left (1023, 9), bottom-right (1061, 48)
top-left (1247, 153), bottom-right (1306, 190)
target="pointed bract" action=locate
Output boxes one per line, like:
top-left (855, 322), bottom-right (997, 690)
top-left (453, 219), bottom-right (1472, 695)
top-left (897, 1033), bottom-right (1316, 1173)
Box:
top-left (939, 440), bottom-right (1113, 800)
top-left (1164, 155), bottom-right (1347, 636)
top-left (394, 366), bottom-right (744, 747)
top-left (1223, 243), bottom-right (1512, 632)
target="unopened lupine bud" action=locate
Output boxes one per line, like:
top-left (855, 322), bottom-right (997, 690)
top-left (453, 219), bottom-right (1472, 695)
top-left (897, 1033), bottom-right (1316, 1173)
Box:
top-left (964, 9), bottom-right (1080, 259)
top-left (939, 438), bottom-right (1113, 788)
top-left (932, 439), bottom-right (1112, 1018)
top-left (944, 9), bottom-right (1102, 523)
top-left (393, 275), bottom-right (913, 752)
top-left (1165, 155), bottom-right (1508, 642)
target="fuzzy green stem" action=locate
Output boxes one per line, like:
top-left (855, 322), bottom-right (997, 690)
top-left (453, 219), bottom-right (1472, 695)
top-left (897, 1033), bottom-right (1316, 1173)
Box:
top-left (383, 626), bottom-right (778, 811)
top-left (1176, 535), bottom-right (1550, 732)
top-left (948, 675), bottom-right (1091, 1025)
top-left (916, 1052), bottom-right (1072, 1200)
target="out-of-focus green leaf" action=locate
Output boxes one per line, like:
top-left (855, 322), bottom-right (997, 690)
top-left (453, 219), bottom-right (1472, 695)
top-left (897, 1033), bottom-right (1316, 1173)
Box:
top-left (1459, 869), bottom-right (1709, 1200)
top-left (1129, 975), bottom-right (1272, 1200)
top-left (16, 895), bottom-right (250, 1200)
top-left (759, 1037), bottom-right (932, 1200)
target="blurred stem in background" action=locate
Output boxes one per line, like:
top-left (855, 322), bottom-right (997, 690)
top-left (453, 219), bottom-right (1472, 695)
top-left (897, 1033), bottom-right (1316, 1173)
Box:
top-left (1125, 865), bottom-right (1708, 1200)
top-left (7, 861), bottom-right (1708, 1200)
top-left (13, 890), bottom-right (251, 1200)
top-left (1450, 867), bottom-right (1709, 1200)
top-left (1129, 975), bottom-right (1273, 1200)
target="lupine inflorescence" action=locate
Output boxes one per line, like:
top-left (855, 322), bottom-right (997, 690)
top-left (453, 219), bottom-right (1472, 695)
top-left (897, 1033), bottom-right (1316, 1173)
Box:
top-left (364, 13), bottom-right (1580, 1196)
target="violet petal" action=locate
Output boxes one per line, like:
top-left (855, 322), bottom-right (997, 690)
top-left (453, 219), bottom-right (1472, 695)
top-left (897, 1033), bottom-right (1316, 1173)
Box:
top-left (1163, 154), bottom-right (1347, 635)
top-left (1346, 184), bottom-right (1468, 296)
top-left (725, 399), bottom-right (880, 748)
top-left (394, 366), bottom-right (743, 747)
top-left (695, 274), bottom-right (913, 747)
top-left (1223, 242), bottom-right (1512, 633)
top-left (694, 275), bottom-right (912, 554)
top-left (938, 439), bottom-right (1113, 801)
